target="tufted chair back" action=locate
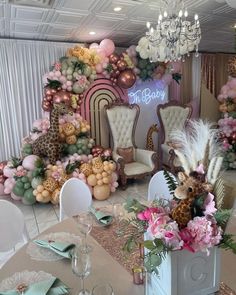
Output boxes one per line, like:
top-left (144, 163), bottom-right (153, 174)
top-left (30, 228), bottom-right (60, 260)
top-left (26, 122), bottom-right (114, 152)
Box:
top-left (105, 103), bottom-right (139, 150)
top-left (160, 105), bottom-right (191, 143)
top-left (157, 101), bottom-right (192, 172)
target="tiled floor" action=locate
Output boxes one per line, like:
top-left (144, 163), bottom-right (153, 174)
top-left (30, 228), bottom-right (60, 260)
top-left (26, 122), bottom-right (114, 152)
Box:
top-left (0, 177), bottom-right (236, 291)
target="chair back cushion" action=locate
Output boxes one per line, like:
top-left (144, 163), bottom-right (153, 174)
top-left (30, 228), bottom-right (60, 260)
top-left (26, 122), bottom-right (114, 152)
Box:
top-left (59, 178), bottom-right (92, 221)
top-left (0, 200), bottom-right (26, 251)
top-left (106, 105), bottom-right (138, 150)
top-left (117, 147), bottom-right (134, 163)
top-left (160, 105), bottom-right (191, 143)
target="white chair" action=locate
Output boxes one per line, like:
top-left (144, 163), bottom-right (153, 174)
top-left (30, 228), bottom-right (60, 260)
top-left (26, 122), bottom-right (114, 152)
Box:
top-left (105, 101), bottom-right (158, 189)
top-left (0, 200), bottom-right (29, 268)
top-left (59, 178), bottom-right (92, 221)
top-left (157, 100), bottom-right (192, 173)
top-left (148, 170), bottom-right (177, 201)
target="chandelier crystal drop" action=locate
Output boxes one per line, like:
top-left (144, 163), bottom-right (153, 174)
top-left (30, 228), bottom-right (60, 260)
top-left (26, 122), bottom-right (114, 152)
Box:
top-left (136, 0), bottom-right (201, 62)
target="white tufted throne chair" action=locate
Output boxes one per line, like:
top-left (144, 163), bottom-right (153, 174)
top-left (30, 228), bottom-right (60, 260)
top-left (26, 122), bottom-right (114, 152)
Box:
top-left (105, 101), bottom-right (158, 189)
top-left (157, 100), bottom-right (192, 173)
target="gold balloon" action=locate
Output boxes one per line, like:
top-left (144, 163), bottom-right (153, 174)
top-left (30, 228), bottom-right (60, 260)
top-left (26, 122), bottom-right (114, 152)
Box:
top-left (93, 184), bottom-right (111, 200)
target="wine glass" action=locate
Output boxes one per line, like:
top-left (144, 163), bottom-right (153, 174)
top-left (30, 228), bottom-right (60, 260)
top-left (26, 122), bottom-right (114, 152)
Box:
top-left (92, 283), bottom-right (114, 295)
top-left (75, 212), bottom-right (93, 252)
top-left (71, 247), bottom-right (91, 295)
top-left (112, 203), bottom-right (125, 235)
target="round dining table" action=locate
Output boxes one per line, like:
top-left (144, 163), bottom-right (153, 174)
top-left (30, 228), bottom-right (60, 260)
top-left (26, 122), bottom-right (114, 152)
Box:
top-left (0, 218), bottom-right (144, 295)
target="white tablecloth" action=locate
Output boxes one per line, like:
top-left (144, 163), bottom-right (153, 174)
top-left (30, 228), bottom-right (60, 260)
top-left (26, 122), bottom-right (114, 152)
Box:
top-left (0, 218), bottom-right (144, 295)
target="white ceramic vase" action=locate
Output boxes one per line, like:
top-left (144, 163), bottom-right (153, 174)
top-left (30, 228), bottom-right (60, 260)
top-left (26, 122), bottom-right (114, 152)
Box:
top-left (145, 247), bottom-right (221, 295)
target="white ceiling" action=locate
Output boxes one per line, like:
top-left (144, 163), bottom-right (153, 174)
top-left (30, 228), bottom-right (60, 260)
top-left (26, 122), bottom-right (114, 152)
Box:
top-left (0, 0), bottom-right (235, 53)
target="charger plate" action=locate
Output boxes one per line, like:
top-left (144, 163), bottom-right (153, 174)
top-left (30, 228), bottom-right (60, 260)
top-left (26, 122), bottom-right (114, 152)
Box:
top-left (0, 270), bottom-right (53, 292)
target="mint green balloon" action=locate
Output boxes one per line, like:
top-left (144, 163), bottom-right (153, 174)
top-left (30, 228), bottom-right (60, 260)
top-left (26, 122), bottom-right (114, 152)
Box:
top-left (23, 188), bottom-right (36, 205)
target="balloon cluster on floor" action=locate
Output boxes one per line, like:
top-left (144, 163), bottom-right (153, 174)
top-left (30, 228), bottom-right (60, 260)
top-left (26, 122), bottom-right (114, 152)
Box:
top-left (217, 56), bottom-right (236, 169)
top-left (0, 114), bottom-right (119, 204)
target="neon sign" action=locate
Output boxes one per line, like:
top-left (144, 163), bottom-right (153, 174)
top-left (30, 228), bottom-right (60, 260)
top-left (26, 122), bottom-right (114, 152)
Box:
top-left (128, 80), bottom-right (167, 105)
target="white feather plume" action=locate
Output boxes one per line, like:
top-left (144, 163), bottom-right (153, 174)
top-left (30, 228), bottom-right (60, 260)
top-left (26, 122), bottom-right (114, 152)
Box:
top-left (170, 119), bottom-right (222, 174)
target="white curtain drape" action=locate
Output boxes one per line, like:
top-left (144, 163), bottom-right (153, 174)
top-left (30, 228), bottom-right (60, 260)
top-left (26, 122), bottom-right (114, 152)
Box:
top-left (0, 39), bottom-right (78, 161)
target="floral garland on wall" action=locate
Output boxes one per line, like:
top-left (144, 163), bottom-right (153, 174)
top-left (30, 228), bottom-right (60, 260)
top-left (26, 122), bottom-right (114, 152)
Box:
top-left (217, 56), bottom-right (236, 169)
top-left (0, 39), bottom-right (181, 205)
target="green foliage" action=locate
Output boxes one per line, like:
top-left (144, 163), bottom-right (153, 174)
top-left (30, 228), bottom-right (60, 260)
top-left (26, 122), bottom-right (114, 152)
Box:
top-left (73, 60), bottom-right (86, 72)
top-left (214, 209), bottom-right (232, 227)
top-left (32, 158), bottom-right (46, 178)
top-left (191, 193), bottom-right (207, 218)
top-left (144, 239), bottom-right (169, 274)
top-left (65, 160), bottom-right (81, 174)
top-left (172, 73), bottom-right (181, 84)
top-left (124, 197), bottom-right (147, 213)
top-left (163, 170), bottom-right (177, 196)
top-left (106, 63), bottom-right (113, 73)
top-left (10, 156), bottom-right (22, 168)
top-left (219, 234), bottom-right (236, 254)
top-left (46, 78), bottom-right (62, 89)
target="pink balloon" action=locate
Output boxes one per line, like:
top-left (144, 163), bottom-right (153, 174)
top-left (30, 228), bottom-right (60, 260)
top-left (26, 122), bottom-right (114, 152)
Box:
top-left (227, 78), bottom-right (236, 89)
top-left (111, 187), bottom-right (116, 193)
top-left (89, 43), bottom-right (99, 49)
top-left (227, 90), bottom-right (236, 98)
top-left (11, 192), bottom-right (22, 201)
top-left (217, 94), bottom-right (225, 102)
top-left (162, 74), bottom-right (172, 85)
top-left (99, 39), bottom-right (115, 56)
top-left (96, 48), bottom-right (106, 61)
top-left (221, 85), bottom-right (230, 94)
top-left (170, 61), bottom-right (182, 73)
top-left (95, 63), bottom-right (103, 73)
top-left (22, 155), bottom-right (39, 171)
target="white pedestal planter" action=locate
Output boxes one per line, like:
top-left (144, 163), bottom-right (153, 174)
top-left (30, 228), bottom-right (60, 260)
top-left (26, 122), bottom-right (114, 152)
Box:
top-left (145, 247), bottom-right (221, 295)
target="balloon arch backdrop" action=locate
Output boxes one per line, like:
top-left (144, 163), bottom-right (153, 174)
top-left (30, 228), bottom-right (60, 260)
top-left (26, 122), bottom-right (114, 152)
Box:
top-left (0, 39), bottom-right (181, 205)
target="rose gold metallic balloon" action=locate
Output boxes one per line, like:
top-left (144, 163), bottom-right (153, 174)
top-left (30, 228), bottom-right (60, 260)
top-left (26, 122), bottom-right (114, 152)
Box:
top-left (117, 60), bottom-right (127, 71)
top-left (109, 53), bottom-right (119, 64)
top-left (42, 101), bottom-right (51, 112)
top-left (0, 161), bottom-right (6, 174)
top-left (117, 69), bottom-right (136, 89)
top-left (46, 95), bottom-right (53, 102)
top-left (114, 70), bottom-right (120, 77)
top-left (45, 87), bottom-right (53, 96)
top-left (51, 89), bottom-right (57, 94)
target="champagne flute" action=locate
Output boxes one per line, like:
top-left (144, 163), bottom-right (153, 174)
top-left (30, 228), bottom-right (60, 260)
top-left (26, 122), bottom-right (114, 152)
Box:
top-left (92, 283), bottom-right (114, 295)
top-left (75, 212), bottom-right (93, 252)
top-left (112, 203), bottom-right (125, 235)
top-left (71, 247), bottom-right (91, 295)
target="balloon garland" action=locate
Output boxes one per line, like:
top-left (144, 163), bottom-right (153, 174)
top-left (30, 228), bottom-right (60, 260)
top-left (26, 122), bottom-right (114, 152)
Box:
top-left (0, 39), bottom-right (182, 205)
top-left (217, 56), bottom-right (236, 170)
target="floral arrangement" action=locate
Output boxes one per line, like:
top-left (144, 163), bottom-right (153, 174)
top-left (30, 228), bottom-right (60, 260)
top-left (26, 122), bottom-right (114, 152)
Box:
top-left (217, 57), bottom-right (236, 169)
top-left (123, 192), bottom-right (235, 274)
top-left (121, 120), bottom-right (236, 274)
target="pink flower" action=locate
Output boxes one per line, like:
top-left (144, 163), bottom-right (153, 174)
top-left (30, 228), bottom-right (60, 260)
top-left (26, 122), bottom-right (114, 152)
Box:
top-left (54, 62), bottom-right (61, 71)
top-left (179, 228), bottom-right (195, 252)
top-left (137, 207), bottom-right (165, 221)
top-left (204, 193), bottom-right (217, 216)
top-left (187, 216), bottom-right (222, 254)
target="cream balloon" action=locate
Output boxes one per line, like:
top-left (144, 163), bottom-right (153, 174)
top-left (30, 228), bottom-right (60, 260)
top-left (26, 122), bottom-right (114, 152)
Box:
top-left (87, 174), bottom-right (97, 186)
top-left (93, 184), bottom-right (111, 200)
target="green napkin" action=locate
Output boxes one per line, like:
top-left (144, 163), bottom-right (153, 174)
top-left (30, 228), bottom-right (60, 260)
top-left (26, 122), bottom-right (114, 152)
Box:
top-left (0, 277), bottom-right (69, 295)
top-left (33, 240), bottom-right (75, 259)
top-left (89, 206), bottom-right (113, 226)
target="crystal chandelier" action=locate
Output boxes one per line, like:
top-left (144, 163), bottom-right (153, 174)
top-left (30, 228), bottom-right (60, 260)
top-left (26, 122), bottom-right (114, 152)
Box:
top-left (136, 0), bottom-right (201, 62)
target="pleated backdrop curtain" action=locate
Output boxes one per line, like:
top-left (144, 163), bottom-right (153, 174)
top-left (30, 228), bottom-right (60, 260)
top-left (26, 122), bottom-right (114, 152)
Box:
top-left (0, 39), bottom-right (77, 161)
